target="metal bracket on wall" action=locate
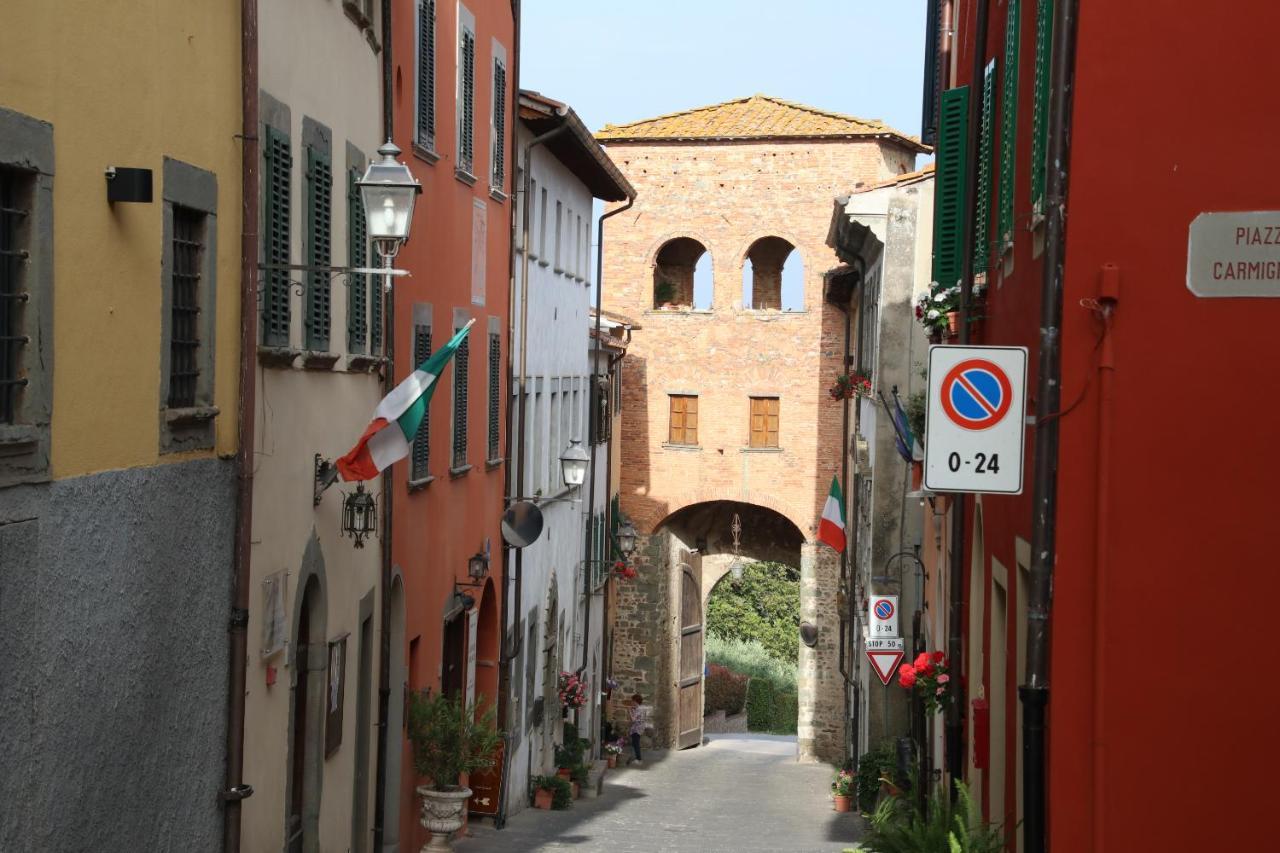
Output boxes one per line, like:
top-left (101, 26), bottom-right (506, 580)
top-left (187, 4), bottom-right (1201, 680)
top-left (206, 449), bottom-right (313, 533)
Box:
top-left (314, 454), bottom-right (338, 506)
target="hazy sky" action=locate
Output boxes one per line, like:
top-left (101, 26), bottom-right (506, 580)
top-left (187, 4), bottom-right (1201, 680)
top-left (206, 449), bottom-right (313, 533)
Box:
top-left (519, 1), bottom-right (930, 303)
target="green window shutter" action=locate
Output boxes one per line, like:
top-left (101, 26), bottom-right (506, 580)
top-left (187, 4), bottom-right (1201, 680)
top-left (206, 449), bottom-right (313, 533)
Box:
top-left (931, 85), bottom-right (970, 292)
top-left (459, 29), bottom-right (476, 174)
top-left (262, 126), bottom-right (292, 348)
top-left (487, 331), bottom-right (500, 461)
top-left (370, 258), bottom-right (383, 356)
top-left (417, 0), bottom-right (436, 150)
top-left (305, 146), bottom-right (332, 352)
top-left (998, 0), bottom-right (1021, 254)
top-left (347, 168), bottom-right (368, 355)
top-left (411, 325), bottom-right (432, 480)
top-left (492, 59), bottom-right (506, 188)
top-left (1031, 0), bottom-right (1054, 217)
top-left (974, 60), bottom-right (996, 278)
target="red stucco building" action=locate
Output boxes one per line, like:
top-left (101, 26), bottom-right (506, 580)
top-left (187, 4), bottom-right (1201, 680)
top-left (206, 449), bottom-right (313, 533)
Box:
top-left (920, 1), bottom-right (1280, 850)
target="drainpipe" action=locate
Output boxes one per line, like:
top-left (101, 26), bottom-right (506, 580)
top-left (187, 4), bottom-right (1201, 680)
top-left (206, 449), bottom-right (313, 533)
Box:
top-left (1021, 1), bottom-right (1080, 851)
top-left (494, 116), bottom-right (569, 830)
top-left (221, 3), bottom-right (259, 850)
top-left (945, 0), bottom-right (991, 793)
top-left (372, 0), bottom-right (394, 849)
top-left (834, 267), bottom-right (857, 764)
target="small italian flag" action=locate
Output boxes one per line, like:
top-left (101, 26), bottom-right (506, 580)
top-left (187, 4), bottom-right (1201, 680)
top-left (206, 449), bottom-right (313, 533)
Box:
top-left (817, 475), bottom-right (846, 552)
top-left (336, 319), bottom-right (475, 482)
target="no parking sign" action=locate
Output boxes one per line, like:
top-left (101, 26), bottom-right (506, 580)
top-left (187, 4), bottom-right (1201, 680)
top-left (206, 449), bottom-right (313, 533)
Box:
top-left (924, 346), bottom-right (1028, 494)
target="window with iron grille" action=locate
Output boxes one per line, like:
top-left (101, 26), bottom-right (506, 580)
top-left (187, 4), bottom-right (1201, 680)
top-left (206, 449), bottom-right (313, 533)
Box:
top-left (749, 397), bottom-right (780, 448)
top-left (458, 16), bottom-right (476, 175)
top-left (452, 330), bottom-right (469, 468)
top-left (262, 126), bottom-right (292, 347)
top-left (668, 394), bottom-right (698, 446)
top-left (411, 324), bottom-right (432, 480)
top-left (347, 168), bottom-right (368, 354)
top-left (491, 57), bottom-right (506, 190)
top-left (305, 146), bottom-right (333, 352)
top-left (416, 0), bottom-right (436, 151)
top-left (168, 206), bottom-right (205, 408)
top-left (487, 331), bottom-right (500, 461)
top-left (0, 166), bottom-right (29, 425)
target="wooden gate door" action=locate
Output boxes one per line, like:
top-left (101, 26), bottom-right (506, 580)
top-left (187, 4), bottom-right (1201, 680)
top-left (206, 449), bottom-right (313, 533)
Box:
top-left (677, 550), bottom-right (704, 749)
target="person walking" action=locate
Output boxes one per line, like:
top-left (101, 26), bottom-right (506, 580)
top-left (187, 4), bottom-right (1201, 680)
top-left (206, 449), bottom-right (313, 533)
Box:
top-left (626, 692), bottom-right (650, 765)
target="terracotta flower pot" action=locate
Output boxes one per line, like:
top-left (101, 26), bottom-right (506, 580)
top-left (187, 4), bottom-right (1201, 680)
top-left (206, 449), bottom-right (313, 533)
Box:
top-left (534, 788), bottom-right (553, 810)
top-left (606, 755), bottom-right (617, 768)
top-left (833, 794), bottom-right (853, 813)
top-left (571, 781), bottom-right (581, 799)
top-left (946, 311), bottom-right (959, 335)
top-left (911, 460), bottom-right (923, 492)
top-left (557, 767), bottom-right (572, 781)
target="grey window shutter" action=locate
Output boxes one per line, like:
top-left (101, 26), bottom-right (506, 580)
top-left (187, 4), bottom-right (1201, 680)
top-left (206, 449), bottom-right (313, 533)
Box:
top-left (411, 325), bottom-right (432, 479)
top-left (305, 146), bottom-right (333, 352)
top-left (347, 168), bottom-right (368, 354)
top-left (418, 1), bottom-right (436, 150)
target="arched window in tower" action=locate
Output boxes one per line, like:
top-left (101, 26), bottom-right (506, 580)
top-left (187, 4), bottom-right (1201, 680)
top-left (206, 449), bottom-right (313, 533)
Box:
top-left (653, 237), bottom-right (712, 310)
top-left (742, 236), bottom-right (803, 311)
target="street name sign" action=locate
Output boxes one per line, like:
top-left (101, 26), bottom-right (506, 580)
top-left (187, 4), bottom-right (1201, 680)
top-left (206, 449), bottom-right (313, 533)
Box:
top-left (865, 637), bottom-right (905, 686)
top-left (924, 345), bottom-right (1028, 494)
top-left (1187, 211), bottom-right (1280, 298)
top-left (868, 595), bottom-right (899, 638)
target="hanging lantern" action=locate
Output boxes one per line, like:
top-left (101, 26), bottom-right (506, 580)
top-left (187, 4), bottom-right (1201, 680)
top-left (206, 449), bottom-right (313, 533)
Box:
top-left (616, 520), bottom-right (638, 558)
top-left (341, 483), bottom-right (378, 548)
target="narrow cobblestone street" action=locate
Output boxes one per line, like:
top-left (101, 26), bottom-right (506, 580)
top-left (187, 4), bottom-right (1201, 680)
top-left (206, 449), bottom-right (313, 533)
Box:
top-left (457, 735), bottom-right (863, 853)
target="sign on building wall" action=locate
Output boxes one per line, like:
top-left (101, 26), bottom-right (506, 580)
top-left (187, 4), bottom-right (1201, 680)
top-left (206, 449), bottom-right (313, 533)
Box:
top-left (325, 635), bottom-right (347, 757)
top-left (1187, 211), bottom-right (1280, 297)
top-left (471, 198), bottom-right (487, 306)
top-left (924, 345), bottom-right (1028, 494)
top-left (868, 595), bottom-right (899, 638)
top-left (260, 571), bottom-right (287, 658)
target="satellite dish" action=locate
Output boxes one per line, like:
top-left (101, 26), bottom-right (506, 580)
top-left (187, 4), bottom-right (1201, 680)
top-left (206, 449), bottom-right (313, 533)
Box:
top-left (799, 622), bottom-right (819, 648)
top-left (502, 501), bottom-right (545, 548)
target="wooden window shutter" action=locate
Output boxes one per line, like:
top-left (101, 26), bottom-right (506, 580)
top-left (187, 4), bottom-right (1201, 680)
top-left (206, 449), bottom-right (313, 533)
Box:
top-left (1031, 0), bottom-right (1054, 217)
top-left (460, 28), bottom-right (476, 174)
top-left (262, 126), bottom-right (292, 347)
top-left (750, 397), bottom-right (779, 448)
top-left (974, 60), bottom-right (996, 278)
top-left (452, 330), bottom-right (469, 468)
top-left (417, 1), bottom-right (436, 150)
top-left (305, 146), bottom-right (332, 352)
top-left (487, 331), bottom-right (500, 461)
top-left (931, 86), bottom-right (970, 292)
top-left (669, 394), bottom-right (698, 445)
top-left (347, 168), bottom-right (368, 354)
top-left (684, 395), bottom-right (697, 445)
top-left (998, 0), bottom-right (1021, 254)
top-left (492, 59), bottom-right (506, 188)
top-left (411, 326), bottom-right (433, 480)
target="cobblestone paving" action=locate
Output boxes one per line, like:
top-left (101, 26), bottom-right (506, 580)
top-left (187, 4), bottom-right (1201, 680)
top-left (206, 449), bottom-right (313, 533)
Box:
top-left (456, 734), bottom-right (865, 853)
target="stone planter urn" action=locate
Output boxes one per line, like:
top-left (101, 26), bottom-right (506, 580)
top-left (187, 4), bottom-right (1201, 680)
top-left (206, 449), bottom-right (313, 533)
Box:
top-left (416, 785), bottom-right (472, 852)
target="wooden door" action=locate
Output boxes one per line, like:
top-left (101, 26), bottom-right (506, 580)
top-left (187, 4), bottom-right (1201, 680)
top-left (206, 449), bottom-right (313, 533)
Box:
top-left (677, 550), bottom-right (704, 749)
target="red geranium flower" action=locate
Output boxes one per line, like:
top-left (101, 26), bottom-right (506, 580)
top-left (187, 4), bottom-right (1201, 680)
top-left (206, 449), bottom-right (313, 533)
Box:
top-left (914, 652), bottom-right (931, 669)
top-left (932, 651), bottom-right (945, 665)
top-left (898, 664), bottom-right (917, 688)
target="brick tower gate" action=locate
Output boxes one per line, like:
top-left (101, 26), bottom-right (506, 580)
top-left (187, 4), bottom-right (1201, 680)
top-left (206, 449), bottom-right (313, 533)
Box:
top-left (597, 96), bottom-right (925, 762)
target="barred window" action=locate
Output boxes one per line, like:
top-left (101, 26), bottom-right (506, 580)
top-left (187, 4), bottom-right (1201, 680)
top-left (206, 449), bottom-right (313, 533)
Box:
top-left (262, 126), bottom-right (292, 347)
top-left (487, 331), bottom-right (500, 461)
top-left (168, 206), bottom-right (205, 408)
top-left (416, 0), bottom-right (437, 151)
top-left (347, 168), bottom-right (369, 354)
top-left (0, 166), bottom-right (30, 424)
top-left (491, 57), bottom-right (507, 190)
top-left (305, 146), bottom-right (333, 352)
top-left (452, 330), bottom-right (469, 469)
top-left (457, 13), bottom-right (476, 175)
top-left (411, 324), bottom-right (432, 480)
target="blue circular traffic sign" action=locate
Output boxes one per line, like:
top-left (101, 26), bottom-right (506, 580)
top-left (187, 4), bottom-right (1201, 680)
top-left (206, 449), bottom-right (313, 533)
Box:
top-left (940, 359), bottom-right (1013, 431)
top-left (873, 599), bottom-right (894, 621)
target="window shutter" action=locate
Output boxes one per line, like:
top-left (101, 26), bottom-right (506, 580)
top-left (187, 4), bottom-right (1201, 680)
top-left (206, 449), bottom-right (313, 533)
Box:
top-left (487, 331), bottom-right (500, 461)
top-left (684, 396), bottom-right (698, 445)
top-left (418, 1), bottom-right (436, 149)
top-left (931, 86), bottom-right (970, 292)
top-left (347, 169), bottom-right (368, 354)
top-left (411, 325), bottom-right (432, 480)
top-left (998, 0), bottom-right (1021, 254)
top-left (305, 146), bottom-right (332, 352)
top-left (766, 397), bottom-right (779, 448)
top-left (168, 206), bottom-right (204, 409)
top-left (669, 395), bottom-right (683, 445)
top-left (459, 28), bottom-right (475, 174)
top-left (492, 59), bottom-right (506, 188)
top-left (974, 60), bottom-right (996, 278)
top-left (452, 331), bottom-right (469, 468)
top-left (1031, 0), bottom-right (1054, 217)
top-left (262, 126), bottom-right (292, 347)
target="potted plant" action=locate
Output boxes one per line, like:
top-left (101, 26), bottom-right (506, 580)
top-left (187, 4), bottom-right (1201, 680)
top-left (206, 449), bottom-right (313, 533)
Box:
top-left (915, 284), bottom-right (960, 339)
top-left (897, 651), bottom-right (953, 714)
top-left (603, 741), bottom-right (622, 768)
top-left (558, 671), bottom-right (588, 713)
top-left (407, 690), bottom-right (503, 852)
top-left (831, 768), bottom-right (855, 812)
top-left (570, 763), bottom-right (590, 798)
top-left (531, 775), bottom-right (571, 810)
top-left (828, 372), bottom-right (872, 401)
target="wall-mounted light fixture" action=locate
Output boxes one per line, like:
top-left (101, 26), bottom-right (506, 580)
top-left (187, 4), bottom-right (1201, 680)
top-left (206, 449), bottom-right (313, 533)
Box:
top-left (341, 483), bottom-right (377, 548)
top-left (105, 166), bottom-right (153, 204)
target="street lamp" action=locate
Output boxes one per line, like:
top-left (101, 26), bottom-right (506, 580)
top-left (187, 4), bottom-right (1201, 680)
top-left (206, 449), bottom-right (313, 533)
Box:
top-left (560, 438), bottom-right (590, 489)
top-left (728, 512), bottom-right (745, 583)
top-left (341, 483), bottom-right (378, 548)
top-left (616, 520), bottom-right (637, 558)
top-left (358, 141), bottom-right (422, 261)
top-left (467, 551), bottom-right (490, 582)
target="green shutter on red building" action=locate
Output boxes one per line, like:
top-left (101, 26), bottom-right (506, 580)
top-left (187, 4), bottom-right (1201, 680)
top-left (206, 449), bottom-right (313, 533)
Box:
top-left (931, 85), bottom-right (970, 292)
top-left (975, 60), bottom-right (996, 277)
top-left (998, 0), bottom-right (1021, 254)
top-left (1031, 0), bottom-right (1054, 217)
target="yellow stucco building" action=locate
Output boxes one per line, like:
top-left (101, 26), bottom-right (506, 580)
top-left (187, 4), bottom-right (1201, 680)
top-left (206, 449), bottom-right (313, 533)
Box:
top-left (0, 3), bottom-right (243, 849)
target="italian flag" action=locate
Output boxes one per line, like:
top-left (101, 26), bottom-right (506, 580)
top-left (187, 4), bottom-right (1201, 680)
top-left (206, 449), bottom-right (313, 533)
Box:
top-left (817, 475), bottom-right (846, 553)
top-left (336, 319), bottom-right (475, 482)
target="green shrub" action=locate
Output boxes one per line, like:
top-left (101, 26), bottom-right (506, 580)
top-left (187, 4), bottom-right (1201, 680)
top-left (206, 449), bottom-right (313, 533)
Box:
top-left (706, 633), bottom-right (798, 693)
top-left (406, 690), bottom-right (502, 792)
top-left (531, 775), bottom-right (572, 810)
top-left (861, 780), bottom-right (1006, 853)
top-left (704, 663), bottom-right (748, 715)
top-left (856, 742), bottom-right (898, 813)
top-left (744, 677), bottom-right (797, 734)
top-left (706, 561), bottom-right (800, 663)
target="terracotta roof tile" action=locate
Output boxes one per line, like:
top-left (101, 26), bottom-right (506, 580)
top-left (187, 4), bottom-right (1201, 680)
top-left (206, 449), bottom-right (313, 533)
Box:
top-left (596, 94), bottom-right (928, 152)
